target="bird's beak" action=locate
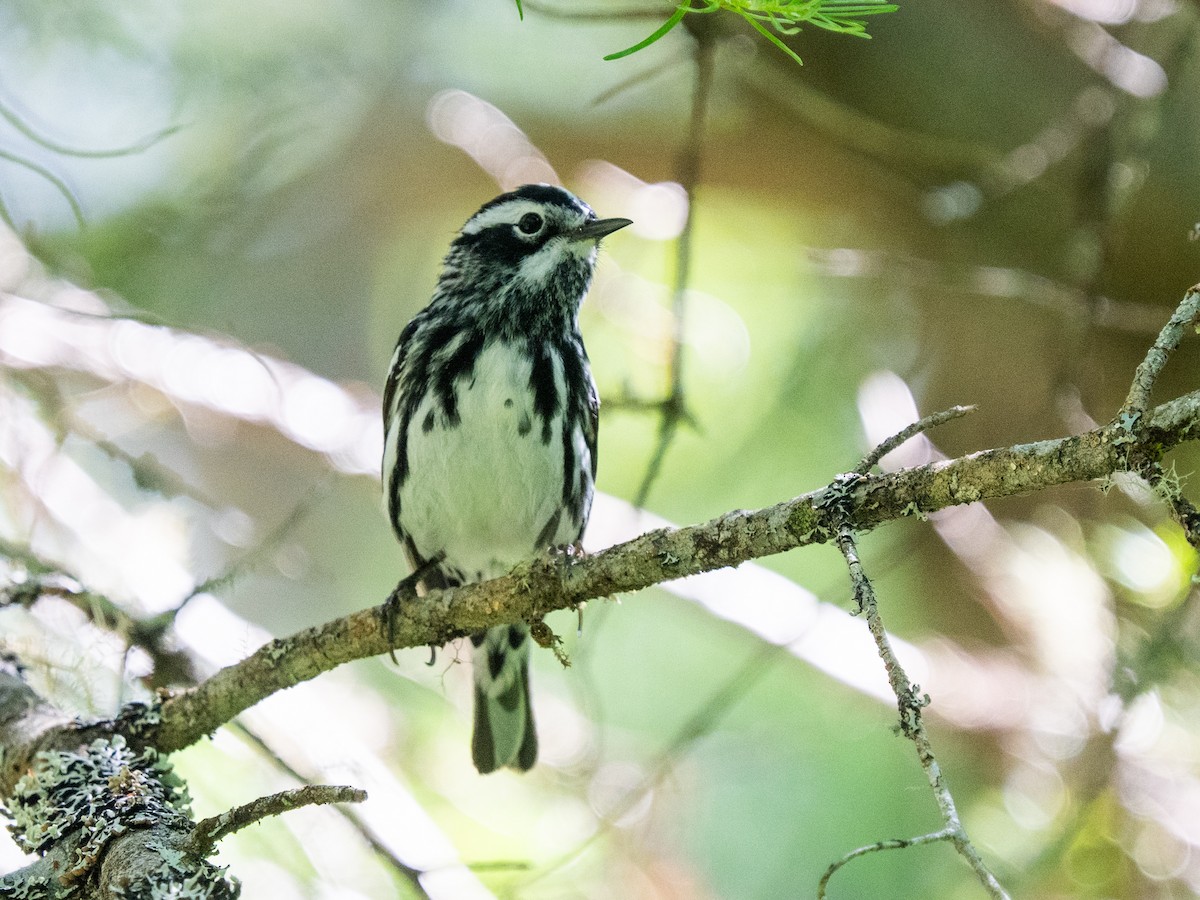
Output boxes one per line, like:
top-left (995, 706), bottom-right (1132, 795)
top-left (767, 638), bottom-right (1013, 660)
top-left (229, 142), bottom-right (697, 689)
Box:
top-left (568, 217), bottom-right (633, 242)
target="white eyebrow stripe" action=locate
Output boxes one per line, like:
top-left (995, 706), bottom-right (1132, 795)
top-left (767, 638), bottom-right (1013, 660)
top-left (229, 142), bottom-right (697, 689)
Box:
top-left (462, 200), bottom-right (550, 235)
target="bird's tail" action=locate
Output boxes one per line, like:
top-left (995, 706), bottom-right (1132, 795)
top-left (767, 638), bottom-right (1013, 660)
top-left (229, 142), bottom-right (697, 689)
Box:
top-left (471, 623), bottom-right (537, 773)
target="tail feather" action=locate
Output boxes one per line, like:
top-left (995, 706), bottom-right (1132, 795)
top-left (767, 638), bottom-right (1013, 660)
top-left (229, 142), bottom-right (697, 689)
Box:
top-left (471, 624), bottom-right (537, 773)
top-left (471, 679), bottom-right (497, 774)
top-left (515, 666), bottom-right (538, 771)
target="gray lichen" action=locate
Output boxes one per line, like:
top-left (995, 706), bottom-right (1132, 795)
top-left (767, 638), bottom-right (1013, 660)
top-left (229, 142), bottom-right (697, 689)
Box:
top-left (108, 854), bottom-right (239, 900)
top-left (0, 871), bottom-right (54, 900)
top-left (9, 735), bottom-right (188, 862)
top-left (4, 734), bottom-right (237, 898)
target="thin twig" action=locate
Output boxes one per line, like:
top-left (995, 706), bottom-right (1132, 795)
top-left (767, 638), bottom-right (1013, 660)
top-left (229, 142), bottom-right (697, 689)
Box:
top-left (1120, 284), bottom-right (1200, 418)
top-left (855, 404), bottom-right (976, 475)
top-left (0, 148), bottom-right (85, 227)
top-left (1024, 585), bottom-right (1200, 879)
top-left (591, 54), bottom-right (690, 107)
top-left (633, 29), bottom-right (715, 507)
top-left (0, 98), bottom-right (180, 160)
top-left (818, 827), bottom-right (956, 898)
top-left (0, 547), bottom-right (184, 671)
top-left (1114, 285), bottom-right (1200, 548)
top-left (7, 368), bottom-right (216, 505)
top-left (0, 190), bottom-right (14, 230)
top-left (1146, 465), bottom-right (1200, 551)
top-left (832, 526), bottom-right (1010, 899)
top-left (187, 784), bottom-right (366, 856)
top-left (602, 393), bottom-right (678, 414)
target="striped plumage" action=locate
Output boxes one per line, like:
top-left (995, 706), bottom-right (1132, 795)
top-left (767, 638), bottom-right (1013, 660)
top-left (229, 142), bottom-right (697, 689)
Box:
top-left (382, 184), bottom-right (630, 773)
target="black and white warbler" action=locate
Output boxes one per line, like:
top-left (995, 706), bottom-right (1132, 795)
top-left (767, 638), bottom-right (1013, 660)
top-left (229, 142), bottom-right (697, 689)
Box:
top-left (382, 184), bottom-right (631, 773)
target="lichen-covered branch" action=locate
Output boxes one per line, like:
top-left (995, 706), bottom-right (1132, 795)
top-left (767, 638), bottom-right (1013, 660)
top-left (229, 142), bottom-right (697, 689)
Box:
top-left (0, 659), bottom-right (236, 899)
top-left (819, 828), bottom-right (956, 898)
top-left (854, 404), bottom-right (975, 474)
top-left (146, 385), bottom-right (1200, 754)
top-left (0, 659), bottom-right (370, 897)
top-left (1121, 284), bottom-right (1200, 416)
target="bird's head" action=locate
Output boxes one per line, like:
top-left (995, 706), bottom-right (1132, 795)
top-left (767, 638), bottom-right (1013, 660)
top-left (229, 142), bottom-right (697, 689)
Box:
top-left (440, 185), bottom-right (631, 327)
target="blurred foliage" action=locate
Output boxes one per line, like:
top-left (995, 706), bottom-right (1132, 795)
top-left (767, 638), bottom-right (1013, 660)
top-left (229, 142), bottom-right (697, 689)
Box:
top-left (2, 0), bottom-right (1200, 898)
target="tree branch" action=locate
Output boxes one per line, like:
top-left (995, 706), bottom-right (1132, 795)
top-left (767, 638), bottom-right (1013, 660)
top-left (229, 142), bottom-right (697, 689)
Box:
top-left (0, 657), bottom-right (236, 897)
top-left (11, 284), bottom-right (1199, 894)
top-left (144, 381), bottom-right (1200, 754)
top-left (819, 828), bottom-right (956, 898)
top-left (1121, 284), bottom-right (1200, 417)
top-left (854, 404), bottom-right (975, 474)
top-left (187, 785), bottom-right (367, 857)
top-left (830, 526), bottom-right (1009, 898)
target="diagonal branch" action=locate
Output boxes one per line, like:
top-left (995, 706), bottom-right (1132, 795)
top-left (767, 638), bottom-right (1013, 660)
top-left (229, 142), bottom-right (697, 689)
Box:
top-left (1121, 284), bottom-right (1200, 417)
top-left (187, 785), bottom-right (367, 856)
top-left (854, 404), bottom-right (975, 474)
top-left (142, 385), bottom-right (1200, 754)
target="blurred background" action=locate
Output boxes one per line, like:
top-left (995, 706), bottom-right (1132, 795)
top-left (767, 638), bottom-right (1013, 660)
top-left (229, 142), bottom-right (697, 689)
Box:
top-left (2, 0), bottom-right (1200, 897)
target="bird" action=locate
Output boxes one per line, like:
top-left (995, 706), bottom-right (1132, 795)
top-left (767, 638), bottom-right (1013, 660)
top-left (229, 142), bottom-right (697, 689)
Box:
top-left (382, 183), bottom-right (631, 773)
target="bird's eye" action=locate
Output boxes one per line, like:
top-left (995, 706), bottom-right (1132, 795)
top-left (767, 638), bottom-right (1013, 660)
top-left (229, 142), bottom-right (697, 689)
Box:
top-left (516, 212), bottom-right (544, 235)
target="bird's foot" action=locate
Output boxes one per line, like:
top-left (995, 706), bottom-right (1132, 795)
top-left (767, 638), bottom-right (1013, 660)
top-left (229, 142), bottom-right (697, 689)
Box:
top-left (546, 540), bottom-right (587, 636)
top-left (383, 553), bottom-right (445, 665)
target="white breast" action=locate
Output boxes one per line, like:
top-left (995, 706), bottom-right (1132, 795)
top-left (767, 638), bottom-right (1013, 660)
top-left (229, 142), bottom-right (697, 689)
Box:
top-left (398, 340), bottom-right (579, 581)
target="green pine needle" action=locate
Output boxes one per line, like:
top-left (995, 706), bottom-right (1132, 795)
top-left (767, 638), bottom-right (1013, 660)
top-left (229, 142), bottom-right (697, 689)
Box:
top-left (743, 14), bottom-right (806, 66)
top-left (603, 0), bottom-right (899, 65)
top-left (603, 4), bottom-right (691, 60)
